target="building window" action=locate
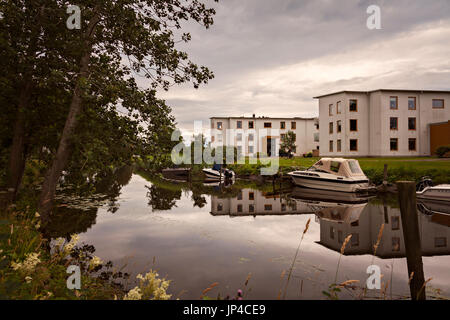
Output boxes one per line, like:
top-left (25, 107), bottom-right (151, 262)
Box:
top-left (237, 133), bottom-right (242, 141)
top-left (249, 204), bottom-right (254, 213)
top-left (391, 216), bottom-right (400, 230)
top-left (349, 119), bottom-right (358, 132)
top-left (390, 138), bottom-right (398, 151)
top-left (408, 97), bottom-right (416, 110)
top-left (314, 132), bottom-right (319, 142)
top-left (280, 121), bottom-right (285, 129)
top-left (390, 117), bottom-right (398, 130)
top-left (390, 96), bottom-right (398, 110)
top-left (237, 204), bottom-right (243, 213)
top-left (237, 191), bottom-right (242, 200)
top-left (264, 204), bottom-right (272, 211)
top-left (217, 134), bottom-right (223, 142)
top-left (337, 139), bottom-right (342, 152)
top-left (350, 139), bottom-right (358, 151)
top-left (237, 146), bottom-right (242, 155)
top-left (408, 117), bottom-right (416, 130)
top-left (329, 140), bottom-right (333, 152)
top-left (337, 120), bottom-right (342, 133)
top-left (330, 227), bottom-right (335, 239)
top-left (435, 237), bottom-right (447, 248)
top-left (217, 122), bottom-right (223, 129)
top-left (337, 101), bottom-right (342, 114)
top-left (409, 138), bottom-right (416, 151)
top-left (248, 133), bottom-right (254, 141)
top-left (237, 121), bottom-right (242, 129)
top-left (249, 192), bottom-right (254, 200)
top-left (349, 99), bottom-right (358, 112)
top-left (329, 122), bottom-right (333, 134)
top-left (217, 203), bottom-right (223, 212)
top-left (248, 121), bottom-right (254, 129)
top-left (329, 104), bottom-right (334, 116)
top-left (392, 237), bottom-right (401, 252)
top-left (432, 99), bottom-right (444, 109)
top-left (291, 122), bottom-right (296, 129)
top-left (281, 203), bottom-right (286, 212)
top-left (248, 146), bottom-right (254, 154)
top-left (264, 122), bottom-right (272, 128)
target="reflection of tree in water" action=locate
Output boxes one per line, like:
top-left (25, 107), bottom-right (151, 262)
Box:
top-left (48, 166), bottom-right (133, 237)
top-left (46, 206), bottom-right (98, 239)
top-left (191, 192), bottom-right (207, 208)
top-left (145, 184), bottom-right (181, 211)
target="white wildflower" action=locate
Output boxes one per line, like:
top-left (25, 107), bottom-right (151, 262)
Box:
top-left (25, 276), bottom-right (32, 283)
top-left (11, 252), bottom-right (41, 273)
top-left (123, 287), bottom-right (142, 300)
top-left (89, 256), bottom-right (103, 270)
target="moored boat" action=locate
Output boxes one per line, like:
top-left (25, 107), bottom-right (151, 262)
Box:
top-left (162, 167), bottom-right (191, 181)
top-left (287, 158), bottom-right (370, 193)
top-left (202, 164), bottom-right (235, 181)
top-left (416, 183), bottom-right (450, 203)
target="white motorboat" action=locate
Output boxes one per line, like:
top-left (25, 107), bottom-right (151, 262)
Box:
top-left (416, 181), bottom-right (450, 203)
top-left (202, 164), bottom-right (235, 181)
top-left (287, 158), bottom-right (370, 193)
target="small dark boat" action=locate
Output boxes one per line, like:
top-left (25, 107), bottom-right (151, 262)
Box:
top-left (162, 167), bottom-right (191, 181)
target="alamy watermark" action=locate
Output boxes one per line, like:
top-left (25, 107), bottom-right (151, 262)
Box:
top-left (367, 5), bottom-right (382, 30)
top-left (67, 265), bottom-right (81, 290)
top-left (171, 121), bottom-right (279, 175)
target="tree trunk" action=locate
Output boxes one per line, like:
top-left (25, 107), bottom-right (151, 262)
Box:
top-left (38, 12), bottom-right (100, 225)
top-left (6, 81), bottom-right (33, 201)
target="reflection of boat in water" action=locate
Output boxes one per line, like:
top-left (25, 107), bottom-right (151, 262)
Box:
top-left (288, 158), bottom-right (371, 193)
top-left (202, 164), bottom-right (235, 182)
top-left (417, 199), bottom-right (450, 216)
top-left (416, 177), bottom-right (450, 203)
top-left (289, 187), bottom-right (372, 205)
top-left (288, 187), bottom-right (369, 224)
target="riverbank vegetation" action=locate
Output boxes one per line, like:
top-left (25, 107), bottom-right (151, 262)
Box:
top-left (0, 0), bottom-right (218, 300)
top-left (226, 156), bottom-right (450, 184)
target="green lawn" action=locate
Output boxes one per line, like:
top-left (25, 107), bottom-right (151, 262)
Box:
top-left (230, 156), bottom-right (450, 184)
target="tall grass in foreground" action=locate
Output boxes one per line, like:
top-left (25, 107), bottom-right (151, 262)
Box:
top-left (280, 218), bottom-right (311, 300)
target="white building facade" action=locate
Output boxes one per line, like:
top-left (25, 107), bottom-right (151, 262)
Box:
top-left (210, 116), bottom-right (319, 157)
top-left (316, 89), bottom-right (450, 157)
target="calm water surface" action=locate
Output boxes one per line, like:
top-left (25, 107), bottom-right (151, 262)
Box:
top-left (55, 172), bottom-right (450, 299)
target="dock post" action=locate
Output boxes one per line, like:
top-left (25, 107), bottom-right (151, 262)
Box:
top-left (383, 164), bottom-right (388, 188)
top-left (396, 181), bottom-right (426, 300)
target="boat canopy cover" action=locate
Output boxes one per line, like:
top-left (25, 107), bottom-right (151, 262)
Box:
top-left (212, 163), bottom-right (222, 171)
top-left (309, 158), bottom-right (367, 179)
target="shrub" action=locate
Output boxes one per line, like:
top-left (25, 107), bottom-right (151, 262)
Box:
top-left (436, 145), bottom-right (450, 158)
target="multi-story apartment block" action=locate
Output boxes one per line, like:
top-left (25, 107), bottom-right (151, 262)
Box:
top-left (210, 116), bottom-right (319, 157)
top-left (315, 89), bottom-right (450, 157)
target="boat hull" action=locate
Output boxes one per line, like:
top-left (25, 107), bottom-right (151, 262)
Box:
top-left (289, 174), bottom-right (370, 193)
top-left (202, 169), bottom-right (235, 181)
top-left (417, 189), bottom-right (450, 203)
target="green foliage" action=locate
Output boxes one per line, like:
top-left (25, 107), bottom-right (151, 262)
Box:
top-left (436, 145), bottom-right (450, 158)
top-left (279, 131), bottom-right (296, 157)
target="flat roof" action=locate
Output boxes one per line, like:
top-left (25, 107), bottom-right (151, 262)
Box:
top-left (210, 116), bottom-right (317, 120)
top-left (313, 89), bottom-right (450, 99)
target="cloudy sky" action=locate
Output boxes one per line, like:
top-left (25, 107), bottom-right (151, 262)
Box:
top-left (156, 0), bottom-right (450, 135)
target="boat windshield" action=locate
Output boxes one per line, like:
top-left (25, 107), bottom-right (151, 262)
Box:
top-left (348, 160), bottom-right (362, 174)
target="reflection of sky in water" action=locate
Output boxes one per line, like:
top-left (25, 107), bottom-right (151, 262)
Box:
top-left (79, 175), bottom-right (450, 299)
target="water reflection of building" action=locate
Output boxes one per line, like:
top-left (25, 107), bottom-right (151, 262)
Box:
top-left (316, 203), bottom-right (450, 258)
top-left (210, 189), bottom-right (314, 217)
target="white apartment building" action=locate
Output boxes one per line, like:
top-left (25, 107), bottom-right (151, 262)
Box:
top-left (315, 89), bottom-right (450, 157)
top-left (210, 116), bottom-right (319, 157)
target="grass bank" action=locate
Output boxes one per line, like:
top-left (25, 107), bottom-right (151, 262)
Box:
top-left (228, 157), bottom-right (450, 185)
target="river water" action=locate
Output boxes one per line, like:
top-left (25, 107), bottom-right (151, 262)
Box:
top-left (53, 171), bottom-right (450, 299)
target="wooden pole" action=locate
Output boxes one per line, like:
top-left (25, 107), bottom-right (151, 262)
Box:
top-left (383, 164), bottom-right (388, 186)
top-left (396, 181), bottom-right (426, 300)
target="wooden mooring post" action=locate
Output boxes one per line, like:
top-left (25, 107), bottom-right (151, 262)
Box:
top-left (396, 181), bottom-right (426, 300)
